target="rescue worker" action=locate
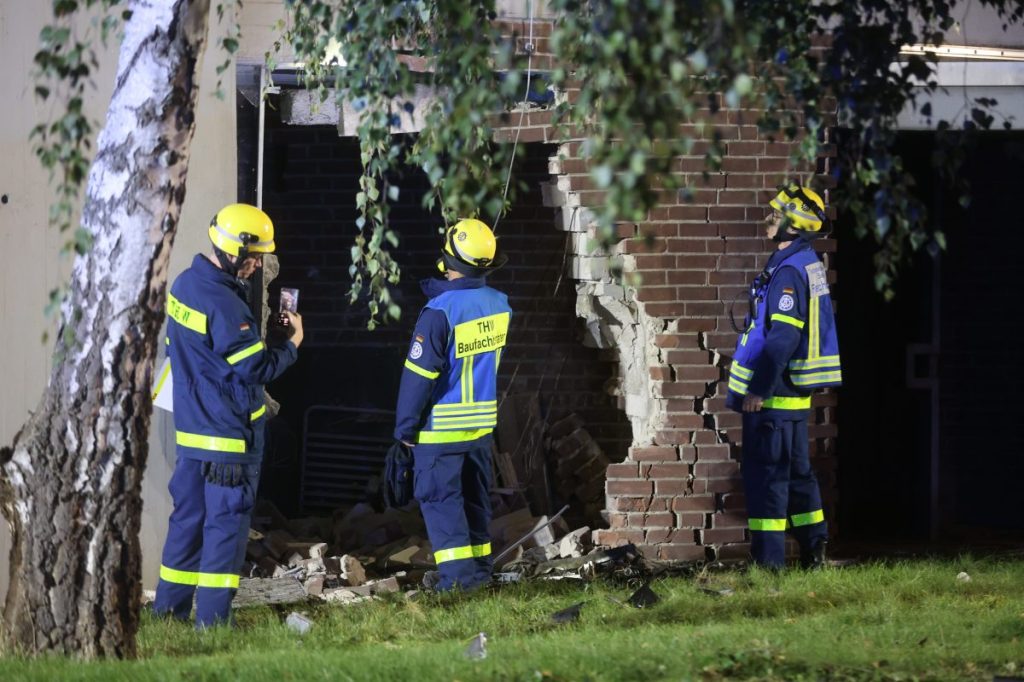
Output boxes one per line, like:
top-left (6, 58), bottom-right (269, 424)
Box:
top-left (153, 204), bottom-right (304, 627)
top-left (726, 185), bottom-right (841, 570)
top-left (394, 218), bottom-right (511, 591)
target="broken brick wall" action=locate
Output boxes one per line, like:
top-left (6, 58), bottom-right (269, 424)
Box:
top-left (259, 110), bottom-right (631, 513)
top-left (496, 19), bottom-right (840, 562)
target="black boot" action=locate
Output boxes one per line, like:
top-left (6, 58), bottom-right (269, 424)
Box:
top-left (800, 541), bottom-right (827, 570)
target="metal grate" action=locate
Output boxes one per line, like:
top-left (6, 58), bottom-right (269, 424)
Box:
top-left (300, 405), bottom-right (394, 512)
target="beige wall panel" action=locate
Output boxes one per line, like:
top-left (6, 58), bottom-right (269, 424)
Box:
top-left (1, 4), bottom-right (237, 601)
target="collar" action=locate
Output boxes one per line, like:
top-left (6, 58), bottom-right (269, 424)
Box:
top-left (420, 276), bottom-right (486, 300)
top-left (765, 237), bottom-right (812, 273)
top-left (192, 253), bottom-right (248, 295)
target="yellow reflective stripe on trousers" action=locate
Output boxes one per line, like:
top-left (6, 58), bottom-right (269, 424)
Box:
top-left (251, 405), bottom-right (266, 421)
top-left (789, 355), bottom-right (841, 370)
top-left (791, 509), bottom-right (825, 527)
top-left (770, 313), bottom-right (805, 329)
top-left (405, 359), bottom-right (440, 380)
top-left (197, 572), bottom-right (240, 589)
top-left (809, 296), bottom-right (820, 359)
top-left (176, 431), bottom-right (246, 453)
top-left (748, 518), bottom-right (788, 532)
top-left (415, 428), bottom-right (492, 444)
top-left (160, 564), bottom-right (199, 585)
top-left (473, 542), bottom-right (492, 557)
top-left (226, 341), bottom-right (264, 365)
top-left (167, 293), bottom-right (208, 334)
top-left (791, 370), bottom-right (842, 385)
top-left (435, 545), bottom-right (475, 564)
top-left (762, 395), bottom-right (811, 410)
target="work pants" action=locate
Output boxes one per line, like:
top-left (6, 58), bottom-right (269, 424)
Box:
top-left (413, 444), bottom-right (493, 591)
top-left (153, 457), bottom-right (260, 628)
top-left (741, 410), bottom-right (827, 568)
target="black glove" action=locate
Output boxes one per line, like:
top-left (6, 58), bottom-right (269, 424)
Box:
top-left (202, 461), bottom-right (245, 487)
top-left (383, 441), bottom-right (414, 508)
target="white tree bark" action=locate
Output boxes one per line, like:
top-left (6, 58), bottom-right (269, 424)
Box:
top-left (0, 0), bottom-right (211, 658)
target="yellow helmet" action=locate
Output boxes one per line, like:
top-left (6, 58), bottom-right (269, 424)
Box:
top-left (436, 218), bottom-right (507, 276)
top-left (769, 185), bottom-right (827, 233)
top-left (209, 203), bottom-right (276, 257)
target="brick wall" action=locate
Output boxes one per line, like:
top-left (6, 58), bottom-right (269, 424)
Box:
top-left (497, 20), bottom-right (840, 562)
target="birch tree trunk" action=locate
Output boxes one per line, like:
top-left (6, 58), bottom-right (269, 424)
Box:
top-left (0, 0), bottom-right (211, 658)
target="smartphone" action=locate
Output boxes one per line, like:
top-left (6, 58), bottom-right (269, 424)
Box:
top-left (278, 287), bottom-right (299, 326)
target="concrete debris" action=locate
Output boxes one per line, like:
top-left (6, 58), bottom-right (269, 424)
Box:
top-left (303, 574), bottom-right (325, 597)
top-left (558, 527), bottom-right (592, 559)
top-left (338, 554), bottom-right (367, 586)
top-left (464, 632), bottom-right (488, 661)
top-left (956, 571), bottom-right (971, 583)
top-left (285, 612), bottom-right (313, 635)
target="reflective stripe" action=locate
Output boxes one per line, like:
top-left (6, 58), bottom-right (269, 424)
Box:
top-left (809, 296), bottom-right (820, 359)
top-left (165, 337), bottom-right (170, 345)
top-left (791, 509), bottom-right (825, 527)
top-left (728, 377), bottom-right (750, 394)
top-left (791, 370), bottom-right (842, 386)
top-left (495, 348), bottom-right (502, 367)
top-left (762, 395), bottom-right (811, 410)
top-left (770, 313), bottom-right (805, 329)
top-left (404, 359), bottom-right (440, 380)
top-left (152, 361), bottom-right (172, 401)
top-left (748, 518), bottom-right (788, 532)
top-left (432, 401), bottom-right (495, 411)
top-left (432, 407), bottom-right (498, 418)
top-left (431, 420), bottom-right (497, 430)
top-left (740, 331), bottom-right (749, 347)
top-left (212, 221), bottom-right (274, 251)
top-left (789, 355), bottom-right (841, 370)
top-left (226, 341), bottom-right (264, 365)
top-left (167, 293), bottom-right (207, 334)
top-left (160, 564), bottom-right (199, 585)
top-left (415, 428), bottom-right (492, 444)
top-left (730, 363), bottom-right (753, 379)
top-left (432, 414), bottom-right (498, 425)
top-left (473, 542), bottom-right (492, 557)
top-left (460, 355), bottom-right (475, 403)
top-left (435, 545), bottom-right (475, 564)
top-left (251, 405), bottom-right (266, 421)
top-left (197, 572), bottom-right (240, 589)
top-left (176, 431), bottom-right (246, 453)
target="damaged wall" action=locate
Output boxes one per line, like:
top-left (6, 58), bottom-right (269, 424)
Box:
top-left (509, 21), bottom-right (840, 563)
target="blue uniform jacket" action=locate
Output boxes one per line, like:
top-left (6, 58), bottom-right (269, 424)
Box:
top-left (166, 254), bottom-right (297, 464)
top-left (726, 237), bottom-right (841, 413)
top-left (394, 277), bottom-right (511, 453)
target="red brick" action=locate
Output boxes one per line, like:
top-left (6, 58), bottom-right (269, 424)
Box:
top-left (633, 254), bottom-right (677, 270)
top-left (655, 479), bottom-right (690, 495)
top-left (607, 480), bottom-right (654, 496)
top-left (720, 492), bottom-right (747, 510)
top-left (675, 512), bottom-right (707, 528)
top-left (696, 444), bottom-right (732, 461)
top-left (667, 205), bottom-right (709, 221)
top-left (709, 512), bottom-right (748, 529)
top-left (644, 303), bottom-right (687, 318)
top-left (666, 270), bottom-right (708, 285)
top-left (647, 462), bottom-right (691, 479)
top-left (606, 463), bottom-right (639, 479)
top-left (683, 302), bottom-right (725, 317)
top-left (662, 414), bottom-right (705, 430)
top-left (636, 286), bottom-right (677, 302)
top-left (658, 544), bottom-right (708, 562)
top-left (629, 446), bottom-right (679, 462)
top-left (675, 254), bottom-right (719, 269)
top-left (700, 528), bottom-right (746, 544)
top-left (678, 445), bottom-right (699, 463)
top-left (694, 461), bottom-right (740, 478)
top-left (720, 157), bottom-right (757, 172)
top-left (594, 530), bottom-right (645, 547)
top-left (672, 495), bottom-right (716, 514)
top-left (627, 512), bottom-right (674, 528)
top-left (706, 477), bottom-right (744, 493)
top-left (607, 512), bottom-right (628, 529)
top-left (714, 542), bottom-right (752, 561)
top-left (663, 350), bottom-right (711, 364)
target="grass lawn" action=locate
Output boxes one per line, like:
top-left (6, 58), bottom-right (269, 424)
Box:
top-left (2, 556), bottom-right (1023, 681)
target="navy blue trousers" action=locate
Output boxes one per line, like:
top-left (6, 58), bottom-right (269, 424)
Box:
top-left (741, 411), bottom-right (827, 568)
top-left (413, 444), bottom-right (493, 591)
top-left (153, 457), bottom-right (260, 628)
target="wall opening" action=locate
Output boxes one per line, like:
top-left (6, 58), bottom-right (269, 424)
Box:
top-left (253, 102), bottom-right (631, 530)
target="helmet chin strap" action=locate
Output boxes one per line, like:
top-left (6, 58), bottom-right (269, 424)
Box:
top-left (214, 247), bottom-right (240, 276)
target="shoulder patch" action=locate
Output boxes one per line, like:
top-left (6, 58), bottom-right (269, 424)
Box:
top-left (410, 342), bottom-right (424, 360)
top-left (778, 294), bottom-right (795, 312)
top-left (805, 261), bottom-right (830, 298)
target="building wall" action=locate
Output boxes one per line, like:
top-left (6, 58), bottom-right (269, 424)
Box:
top-left (0, 4), bottom-right (237, 600)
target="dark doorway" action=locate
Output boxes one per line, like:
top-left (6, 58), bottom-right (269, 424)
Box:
top-left (836, 130), bottom-right (1024, 548)
top-left (253, 102), bottom-right (631, 515)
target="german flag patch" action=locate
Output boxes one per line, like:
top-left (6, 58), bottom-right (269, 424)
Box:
top-left (782, 288), bottom-right (794, 295)
top-left (239, 323), bottom-right (251, 331)
top-left (415, 335), bottom-right (424, 343)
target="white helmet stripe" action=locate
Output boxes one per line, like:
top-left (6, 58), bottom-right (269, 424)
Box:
top-left (213, 222), bottom-right (273, 249)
